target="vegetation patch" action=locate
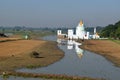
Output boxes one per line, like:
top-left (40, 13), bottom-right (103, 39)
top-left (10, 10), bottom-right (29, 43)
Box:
top-left (30, 51), bottom-right (40, 58)
top-left (111, 39), bottom-right (120, 45)
top-left (0, 38), bottom-right (21, 43)
top-left (100, 20), bottom-right (120, 39)
top-left (0, 71), bottom-right (102, 80)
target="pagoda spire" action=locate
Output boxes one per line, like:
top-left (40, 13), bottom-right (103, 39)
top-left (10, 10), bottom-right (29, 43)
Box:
top-left (79, 20), bottom-right (83, 26)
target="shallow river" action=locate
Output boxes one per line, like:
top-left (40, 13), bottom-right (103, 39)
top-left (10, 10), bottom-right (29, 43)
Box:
top-left (16, 35), bottom-right (120, 80)
top-left (1, 35), bottom-right (120, 80)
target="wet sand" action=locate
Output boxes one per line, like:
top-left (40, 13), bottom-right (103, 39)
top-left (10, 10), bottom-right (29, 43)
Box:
top-left (80, 40), bottom-right (120, 67)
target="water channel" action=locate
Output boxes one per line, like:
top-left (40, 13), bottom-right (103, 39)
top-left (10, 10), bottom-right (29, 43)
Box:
top-left (1, 35), bottom-right (120, 80)
top-left (16, 35), bottom-right (120, 80)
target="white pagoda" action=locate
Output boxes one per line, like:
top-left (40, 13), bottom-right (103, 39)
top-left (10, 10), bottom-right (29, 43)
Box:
top-left (57, 20), bottom-right (90, 40)
top-left (76, 20), bottom-right (86, 39)
top-left (68, 20), bottom-right (89, 39)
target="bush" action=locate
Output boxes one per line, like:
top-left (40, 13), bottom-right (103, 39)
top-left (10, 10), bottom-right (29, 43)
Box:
top-left (30, 51), bottom-right (40, 58)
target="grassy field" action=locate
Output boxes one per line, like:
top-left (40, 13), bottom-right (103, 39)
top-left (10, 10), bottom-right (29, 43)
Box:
top-left (0, 28), bottom-right (56, 39)
top-left (111, 39), bottom-right (120, 44)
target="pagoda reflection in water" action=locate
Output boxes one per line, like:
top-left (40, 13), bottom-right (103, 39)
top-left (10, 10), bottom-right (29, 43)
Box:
top-left (57, 39), bottom-right (84, 59)
top-left (67, 40), bottom-right (84, 59)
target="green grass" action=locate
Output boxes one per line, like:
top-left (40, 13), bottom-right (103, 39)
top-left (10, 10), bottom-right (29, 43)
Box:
top-left (1, 71), bottom-right (101, 80)
top-left (1, 29), bottom-right (55, 37)
top-left (110, 39), bottom-right (120, 45)
top-left (0, 39), bottom-right (22, 43)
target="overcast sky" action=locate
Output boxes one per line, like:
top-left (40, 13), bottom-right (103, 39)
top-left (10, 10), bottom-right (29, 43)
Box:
top-left (0, 0), bottom-right (120, 28)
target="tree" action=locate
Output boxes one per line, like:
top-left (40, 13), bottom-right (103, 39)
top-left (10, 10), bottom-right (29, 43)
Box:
top-left (115, 27), bottom-right (120, 39)
top-left (100, 20), bottom-right (120, 39)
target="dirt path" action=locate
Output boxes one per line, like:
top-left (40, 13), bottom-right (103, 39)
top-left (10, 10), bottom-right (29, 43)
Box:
top-left (80, 40), bottom-right (120, 67)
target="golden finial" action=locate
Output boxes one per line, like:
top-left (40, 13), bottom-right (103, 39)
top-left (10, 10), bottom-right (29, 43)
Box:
top-left (79, 20), bottom-right (83, 26)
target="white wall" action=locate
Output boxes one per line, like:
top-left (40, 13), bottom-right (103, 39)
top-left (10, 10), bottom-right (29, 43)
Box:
top-left (57, 30), bottom-right (62, 35)
top-left (68, 29), bottom-right (74, 39)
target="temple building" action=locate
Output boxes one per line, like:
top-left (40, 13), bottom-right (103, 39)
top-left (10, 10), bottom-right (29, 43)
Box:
top-left (57, 20), bottom-right (89, 40)
top-left (57, 20), bottom-right (100, 40)
top-left (76, 20), bottom-right (86, 39)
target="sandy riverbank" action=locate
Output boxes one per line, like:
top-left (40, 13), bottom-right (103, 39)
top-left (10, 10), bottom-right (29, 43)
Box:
top-left (0, 38), bottom-right (64, 71)
top-left (80, 40), bottom-right (120, 67)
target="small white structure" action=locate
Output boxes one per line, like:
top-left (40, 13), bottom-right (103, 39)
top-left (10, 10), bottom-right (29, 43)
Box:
top-left (92, 33), bottom-right (100, 39)
top-left (68, 29), bottom-right (74, 39)
top-left (57, 30), bottom-right (62, 35)
top-left (57, 30), bottom-right (67, 38)
top-left (84, 32), bottom-right (90, 39)
top-left (92, 27), bottom-right (100, 39)
top-left (24, 35), bottom-right (29, 39)
top-left (94, 27), bottom-right (96, 34)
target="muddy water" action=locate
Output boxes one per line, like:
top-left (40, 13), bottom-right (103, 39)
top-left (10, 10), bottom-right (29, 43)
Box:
top-left (16, 35), bottom-right (120, 80)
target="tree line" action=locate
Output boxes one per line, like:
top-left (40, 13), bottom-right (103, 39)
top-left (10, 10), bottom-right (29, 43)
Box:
top-left (100, 21), bottom-right (120, 39)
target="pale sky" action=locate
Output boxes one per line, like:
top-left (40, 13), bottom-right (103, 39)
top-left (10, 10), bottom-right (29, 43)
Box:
top-left (0, 0), bottom-right (120, 28)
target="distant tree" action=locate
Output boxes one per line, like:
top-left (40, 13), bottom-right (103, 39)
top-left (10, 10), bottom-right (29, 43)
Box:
top-left (115, 27), bottom-right (120, 39)
top-left (100, 20), bottom-right (120, 39)
top-left (14, 26), bottom-right (22, 31)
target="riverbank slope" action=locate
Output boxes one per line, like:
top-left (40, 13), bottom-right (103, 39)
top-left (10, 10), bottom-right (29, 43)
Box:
top-left (80, 40), bottom-right (120, 67)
